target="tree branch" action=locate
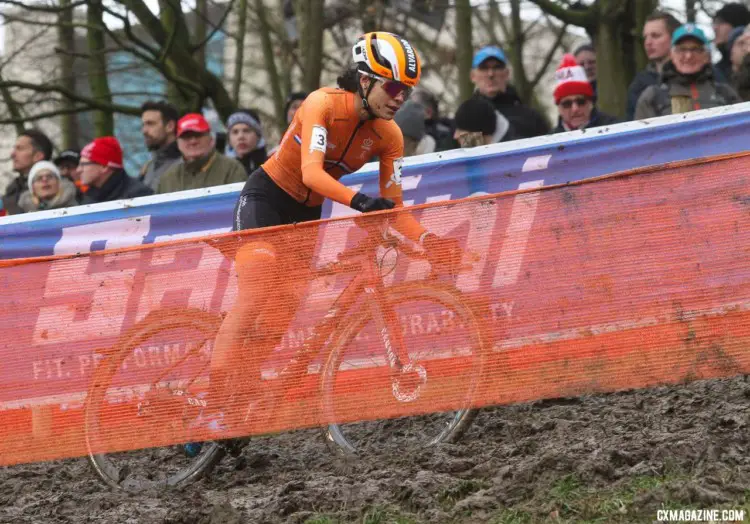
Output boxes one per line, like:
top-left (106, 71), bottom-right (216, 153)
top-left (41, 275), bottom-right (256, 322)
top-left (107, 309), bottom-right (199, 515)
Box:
top-left (0, 70), bottom-right (25, 134)
top-left (531, 21), bottom-right (568, 88)
top-left (0, 79), bottom-right (140, 115)
top-left (100, 4), bottom-right (162, 58)
top-left (0, 105), bottom-right (93, 125)
top-left (0, 0), bottom-right (88, 12)
top-left (190, 0), bottom-right (234, 52)
top-left (526, 0), bottom-right (597, 27)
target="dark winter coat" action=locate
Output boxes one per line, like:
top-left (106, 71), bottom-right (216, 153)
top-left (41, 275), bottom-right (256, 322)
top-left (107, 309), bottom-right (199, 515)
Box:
top-left (552, 108), bottom-right (620, 134)
top-left (634, 61), bottom-right (742, 120)
top-left (81, 169), bottom-right (154, 205)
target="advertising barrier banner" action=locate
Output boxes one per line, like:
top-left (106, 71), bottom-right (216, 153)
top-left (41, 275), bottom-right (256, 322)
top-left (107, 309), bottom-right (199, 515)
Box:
top-left (1, 152), bottom-right (749, 467)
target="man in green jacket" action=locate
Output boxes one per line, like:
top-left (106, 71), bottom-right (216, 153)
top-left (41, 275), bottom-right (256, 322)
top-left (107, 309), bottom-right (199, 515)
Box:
top-left (157, 113), bottom-right (247, 194)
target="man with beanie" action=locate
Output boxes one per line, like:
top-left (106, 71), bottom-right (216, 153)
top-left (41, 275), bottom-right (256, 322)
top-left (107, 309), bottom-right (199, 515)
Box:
top-left (158, 113), bottom-right (246, 194)
top-left (713, 3), bottom-right (750, 82)
top-left (3, 129), bottom-right (53, 215)
top-left (453, 97), bottom-right (515, 148)
top-left (470, 45), bottom-right (549, 139)
top-left (635, 24), bottom-right (741, 119)
top-left (77, 137), bottom-right (153, 204)
top-left (552, 54), bottom-right (618, 133)
top-left (226, 109), bottom-right (268, 176)
top-left (394, 100), bottom-right (432, 157)
top-left (18, 161), bottom-right (78, 213)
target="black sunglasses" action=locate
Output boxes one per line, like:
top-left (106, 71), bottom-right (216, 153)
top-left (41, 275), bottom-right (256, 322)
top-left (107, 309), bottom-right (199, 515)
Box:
top-left (559, 97), bottom-right (589, 109)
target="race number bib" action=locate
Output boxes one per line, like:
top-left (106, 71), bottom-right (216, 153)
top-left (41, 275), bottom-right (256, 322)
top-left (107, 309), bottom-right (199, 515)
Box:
top-left (309, 125), bottom-right (327, 153)
top-left (386, 157), bottom-right (404, 188)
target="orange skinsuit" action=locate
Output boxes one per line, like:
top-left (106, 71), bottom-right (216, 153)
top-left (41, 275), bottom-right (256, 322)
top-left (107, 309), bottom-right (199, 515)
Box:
top-left (210, 87), bottom-right (425, 419)
top-left (263, 87), bottom-right (426, 241)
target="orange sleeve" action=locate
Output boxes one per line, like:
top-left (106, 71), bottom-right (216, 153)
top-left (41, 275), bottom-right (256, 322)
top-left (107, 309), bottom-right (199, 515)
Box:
top-left (299, 91), bottom-right (357, 206)
top-left (378, 123), bottom-right (426, 243)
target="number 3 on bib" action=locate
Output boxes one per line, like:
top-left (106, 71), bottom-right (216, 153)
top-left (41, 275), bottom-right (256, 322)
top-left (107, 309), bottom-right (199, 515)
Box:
top-left (310, 125), bottom-right (327, 153)
top-left (386, 157), bottom-right (404, 188)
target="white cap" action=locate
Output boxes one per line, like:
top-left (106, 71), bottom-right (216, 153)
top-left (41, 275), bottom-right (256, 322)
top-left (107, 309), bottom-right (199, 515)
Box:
top-left (28, 161), bottom-right (61, 192)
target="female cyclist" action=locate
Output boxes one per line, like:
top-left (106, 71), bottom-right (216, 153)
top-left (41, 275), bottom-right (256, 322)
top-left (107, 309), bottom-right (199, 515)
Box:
top-left (191, 32), bottom-right (458, 446)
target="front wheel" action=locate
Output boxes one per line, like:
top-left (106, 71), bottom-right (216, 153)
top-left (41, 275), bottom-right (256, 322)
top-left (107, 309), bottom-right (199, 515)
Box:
top-left (321, 284), bottom-right (485, 456)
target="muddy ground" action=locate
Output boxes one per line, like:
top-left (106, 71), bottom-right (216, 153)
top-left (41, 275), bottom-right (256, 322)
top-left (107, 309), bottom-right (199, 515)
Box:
top-left (1, 377), bottom-right (749, 524)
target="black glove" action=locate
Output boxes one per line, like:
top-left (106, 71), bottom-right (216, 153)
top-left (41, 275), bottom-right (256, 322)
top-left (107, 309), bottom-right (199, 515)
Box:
top-left (350, 192), bottom-right (395, 213)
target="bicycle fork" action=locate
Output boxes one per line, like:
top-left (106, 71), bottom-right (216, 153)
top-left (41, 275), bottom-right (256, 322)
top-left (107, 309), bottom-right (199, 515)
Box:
top-left (366, 286), bottom-right (427, 403)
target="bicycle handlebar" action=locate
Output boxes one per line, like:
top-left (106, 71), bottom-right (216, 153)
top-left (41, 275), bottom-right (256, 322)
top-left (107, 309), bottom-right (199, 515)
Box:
top-left (315, 218), bottom-right (474, 279)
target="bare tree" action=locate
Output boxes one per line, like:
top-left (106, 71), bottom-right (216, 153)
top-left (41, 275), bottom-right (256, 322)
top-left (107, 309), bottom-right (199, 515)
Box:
top-left (528, 0), bottom-right (658, 117)
top-left (231, 0), bottom-right (248, 105)
top-left (455, 0), bottom-right (473, 102)
top-left (57, 0), bottom-right (79, 147)
top-left (87, 0), bottom-right (114, 136)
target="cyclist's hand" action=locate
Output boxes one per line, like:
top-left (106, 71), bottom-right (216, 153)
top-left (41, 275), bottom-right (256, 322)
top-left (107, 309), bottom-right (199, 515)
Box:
top-left (422, 233), bottom-right (463, 274)
top-left (350, 192), bottom-right (396, 213)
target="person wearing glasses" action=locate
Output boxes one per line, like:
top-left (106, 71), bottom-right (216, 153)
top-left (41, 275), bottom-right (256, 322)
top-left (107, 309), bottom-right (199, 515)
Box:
top-left (181, 32), bottom-right (461, 453)
top-left (17, 160), bottom-right (78, 213)
top-left (551, 54), bottom-right (618, 134)
top-left (77, 137), bottom-right (153, 204)
top-left (635, 24), bottom-right (741, 120)
top-left (470, 46), bottom-right (550, 139)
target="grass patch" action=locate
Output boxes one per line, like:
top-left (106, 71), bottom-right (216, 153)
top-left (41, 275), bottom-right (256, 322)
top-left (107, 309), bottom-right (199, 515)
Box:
top-left (437, 478), bottom-right (491, 510)
top-left (488, 472), bottom-right (696, 524)
top-left (305, 517), bottom-right (339, 524)
top-left (306, 506), bottom-right (421, 524)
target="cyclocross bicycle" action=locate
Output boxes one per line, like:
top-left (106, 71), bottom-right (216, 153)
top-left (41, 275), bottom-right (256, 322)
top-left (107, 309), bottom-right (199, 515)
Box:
top-left (84, 221), bottom-right (486, 491)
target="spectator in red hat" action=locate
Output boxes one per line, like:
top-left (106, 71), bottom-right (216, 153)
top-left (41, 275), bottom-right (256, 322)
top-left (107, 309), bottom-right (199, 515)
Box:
top-left (77, 136), bottom-right (153, 205)
top-left (552, 54), bottom-right (618, 133)
top-left (157, 112), bottom-right (246, 194)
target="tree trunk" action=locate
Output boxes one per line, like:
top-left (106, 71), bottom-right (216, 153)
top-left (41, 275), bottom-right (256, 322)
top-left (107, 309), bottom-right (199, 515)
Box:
top-left (86, 0), bottom-right (114, 136)
top-left (58, 0), bottom-right (79, 148)
top-left (159, 0), bottom-right (201, 112)
top-left (455, 0), bottom-right (473, 102)
top-left (195, 0), bottom-right (208, 69)
top-left (507, 0), bottom-right (531, 104)
top-left (595, 18), bottom-right (630, 116)
top-left (232, 0), bottom-right (248, 105)
top-left (256, 0), bottom-right (286, 130)
top-left (297, 0), bottom-right (325, 93)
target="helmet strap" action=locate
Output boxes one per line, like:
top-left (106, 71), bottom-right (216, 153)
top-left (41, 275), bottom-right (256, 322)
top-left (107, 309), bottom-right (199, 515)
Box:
top-left (357, 73), bottom-right (378, 120)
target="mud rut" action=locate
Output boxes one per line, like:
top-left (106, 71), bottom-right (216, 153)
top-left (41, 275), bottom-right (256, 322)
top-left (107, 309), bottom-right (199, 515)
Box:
top-left (1, 377), bottom-right (748, 524)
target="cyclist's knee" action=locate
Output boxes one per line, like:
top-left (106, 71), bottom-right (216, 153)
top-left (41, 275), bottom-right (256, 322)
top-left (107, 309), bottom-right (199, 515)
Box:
top-left (236, 240), bottom-right (277, 266)
top-left (235, 241), bottom-right (278, 283)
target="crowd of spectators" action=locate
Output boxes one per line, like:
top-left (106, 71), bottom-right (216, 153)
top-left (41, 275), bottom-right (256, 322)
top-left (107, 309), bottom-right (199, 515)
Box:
top-left (2, 4), bottom-right (750, 217)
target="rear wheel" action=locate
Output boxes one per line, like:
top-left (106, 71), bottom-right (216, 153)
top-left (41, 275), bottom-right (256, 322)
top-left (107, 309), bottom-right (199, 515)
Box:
top-left (321, 284), bottom-right (485, 456)
top-left (84, 309), bottom-right (226, 491)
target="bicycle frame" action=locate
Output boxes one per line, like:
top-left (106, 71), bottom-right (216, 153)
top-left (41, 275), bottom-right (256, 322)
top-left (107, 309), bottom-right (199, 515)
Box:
top-left (270, 232), bottom-right (413, 398)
